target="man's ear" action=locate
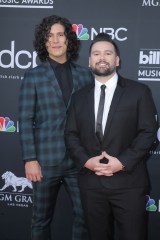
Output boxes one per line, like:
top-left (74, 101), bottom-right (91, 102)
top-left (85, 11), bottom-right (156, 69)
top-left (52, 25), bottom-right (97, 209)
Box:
top-left (116, 56), bottom-right (120, 67)
top-left (89, 57), bottom-right (91, 67)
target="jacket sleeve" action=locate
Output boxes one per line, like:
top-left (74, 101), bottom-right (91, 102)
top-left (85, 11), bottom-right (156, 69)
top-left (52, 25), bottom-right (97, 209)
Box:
top-left (118, 86), bottom-right (158, 172)
top-left (65, 95), bottom-right (90, 171)
top-left (19, 70), bottom-right (37, 162)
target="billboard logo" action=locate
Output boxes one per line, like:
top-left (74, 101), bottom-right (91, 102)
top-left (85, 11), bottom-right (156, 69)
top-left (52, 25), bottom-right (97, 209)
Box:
top-left (138, 49), bottom-right (160, 81)
top-left (0, 117), bottom-right (16, 132)
top-left (146, 195), bottom-right (157, 211)
top-left (139, 50), bottom-right (160, 64)
top-left (72, 24), bottom-right (89, 40)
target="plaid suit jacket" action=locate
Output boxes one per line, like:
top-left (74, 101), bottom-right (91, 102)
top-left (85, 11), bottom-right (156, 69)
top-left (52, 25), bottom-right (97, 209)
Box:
top-left (19, 60), bottom-right (93, 166)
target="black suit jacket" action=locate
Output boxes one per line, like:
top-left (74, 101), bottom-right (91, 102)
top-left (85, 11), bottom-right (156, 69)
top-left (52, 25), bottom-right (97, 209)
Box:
top-left (65, 76), bottom-right (158, 189)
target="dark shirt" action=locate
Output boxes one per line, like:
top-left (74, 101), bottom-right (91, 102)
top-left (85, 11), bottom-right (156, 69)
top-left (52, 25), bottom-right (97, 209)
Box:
top-left (49, 58), bottom-right (73, 106)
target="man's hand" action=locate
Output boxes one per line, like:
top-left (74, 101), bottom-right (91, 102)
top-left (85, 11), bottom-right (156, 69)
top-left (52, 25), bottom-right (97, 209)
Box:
top-left (25, 160), bottom-right (43, 182)
top-left (84, 154), bottom-right (113, 176)
top-left (94, 152), bottom-right (124, 176)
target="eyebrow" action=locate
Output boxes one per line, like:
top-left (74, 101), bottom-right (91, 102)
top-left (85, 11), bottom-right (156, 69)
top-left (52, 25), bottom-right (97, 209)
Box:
top-left (48, 31), bottom-right (65, 35)
top-left (92, 50), bottom-right (113, 53)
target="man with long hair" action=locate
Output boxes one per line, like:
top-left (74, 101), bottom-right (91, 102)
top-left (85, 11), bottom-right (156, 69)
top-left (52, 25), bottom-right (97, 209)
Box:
top-left (19, 15), bottom-right (93, 240)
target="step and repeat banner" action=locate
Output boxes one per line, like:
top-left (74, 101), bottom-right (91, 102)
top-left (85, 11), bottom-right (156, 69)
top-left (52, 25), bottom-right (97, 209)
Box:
top-left (0, 0), bottom-right (160, 239)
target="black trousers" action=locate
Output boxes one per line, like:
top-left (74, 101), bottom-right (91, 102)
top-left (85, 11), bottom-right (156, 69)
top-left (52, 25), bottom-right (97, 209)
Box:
top-left (80, 186), bottom-right (149, 240)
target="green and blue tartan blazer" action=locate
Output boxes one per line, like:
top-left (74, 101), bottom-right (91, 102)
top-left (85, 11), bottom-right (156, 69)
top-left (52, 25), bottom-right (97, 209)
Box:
top-left (19, 60), bottom-right (93, 166)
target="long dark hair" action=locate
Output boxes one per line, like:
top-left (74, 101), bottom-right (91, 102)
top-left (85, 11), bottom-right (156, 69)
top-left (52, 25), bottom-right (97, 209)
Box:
top-left (34, 15), bottom-right (80, 62)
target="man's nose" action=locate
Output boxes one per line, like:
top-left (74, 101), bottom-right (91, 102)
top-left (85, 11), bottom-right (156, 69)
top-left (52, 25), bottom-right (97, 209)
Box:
top-left (99, 54), bottom-right (105, 61)
top-left (50, 35), bottom-right (58, 43)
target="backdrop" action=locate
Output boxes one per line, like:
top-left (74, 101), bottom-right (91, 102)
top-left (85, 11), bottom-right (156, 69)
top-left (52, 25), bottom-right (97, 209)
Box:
top-left (0, 0), bottom-right (160, 239)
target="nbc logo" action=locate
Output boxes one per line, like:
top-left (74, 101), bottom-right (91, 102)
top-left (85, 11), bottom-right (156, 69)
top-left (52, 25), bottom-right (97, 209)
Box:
top-left (72, 24), bottom-right (89, 40)
top-left (0, 117), bottom-right (16, 132)
top-left (146, 195), bottom-right (157, 211)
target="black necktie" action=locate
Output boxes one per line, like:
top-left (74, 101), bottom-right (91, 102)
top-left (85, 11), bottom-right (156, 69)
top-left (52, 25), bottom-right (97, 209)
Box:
top-left (96, 85), bottom-right (106, 142)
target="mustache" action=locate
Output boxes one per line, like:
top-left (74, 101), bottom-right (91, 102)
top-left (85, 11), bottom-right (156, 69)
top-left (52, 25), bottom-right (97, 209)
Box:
top-left (96, 61), bottom-right (109, 65)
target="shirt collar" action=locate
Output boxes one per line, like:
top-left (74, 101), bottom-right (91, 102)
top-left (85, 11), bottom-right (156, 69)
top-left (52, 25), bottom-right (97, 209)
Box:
top-left (48, 57), bottom-right (70, 69)
top-left (95, 73), bottom-right (118, 91)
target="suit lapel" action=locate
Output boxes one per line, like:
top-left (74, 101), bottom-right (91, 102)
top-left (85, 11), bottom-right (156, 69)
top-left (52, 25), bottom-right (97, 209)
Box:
top-left (81, 83), bottom-right (99, 142)
top-left (81, 78), bottom-right (126, 143)
top-left (45, 61), bottom-right (64, 100)
top-left (45, 61), bottom-right (81, 110)
top-left (65, 63), bottom-right (80, 109)
top-left (71, 63), bottom-right (79, 92)
top-left (85, 84), bottom-right (96, 134)
top-left (82, 76), bottom-right (126, 144)
top-left (103, 77), bottom-right (125, 137)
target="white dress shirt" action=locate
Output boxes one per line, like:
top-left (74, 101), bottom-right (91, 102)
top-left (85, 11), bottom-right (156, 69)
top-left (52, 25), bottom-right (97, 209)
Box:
top-left (94, 73), bottom-right (118, 134)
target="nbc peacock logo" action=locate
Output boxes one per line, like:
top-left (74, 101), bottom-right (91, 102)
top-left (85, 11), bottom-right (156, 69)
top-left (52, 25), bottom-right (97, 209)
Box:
top-left (0, 117), bottom-right (16, 132)
top-left (72, 24), bottom-right (90, 40)
top-left (146, 195), bottom-right (157, 211)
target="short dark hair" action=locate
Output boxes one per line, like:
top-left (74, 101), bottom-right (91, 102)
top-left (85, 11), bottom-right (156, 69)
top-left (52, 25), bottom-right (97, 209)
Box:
top-left (89, 33), bottom-right (120, 57)
top-left (34, 15), bottom-right (80, 62)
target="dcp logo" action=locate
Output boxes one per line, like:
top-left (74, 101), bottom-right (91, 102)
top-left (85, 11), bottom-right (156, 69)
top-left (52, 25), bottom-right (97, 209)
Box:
top-left (0, 41), bottom-right (38, 69)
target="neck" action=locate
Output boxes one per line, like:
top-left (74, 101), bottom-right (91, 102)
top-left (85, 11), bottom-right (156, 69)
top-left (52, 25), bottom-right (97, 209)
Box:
top-left (95, 72), bottom-right (116, 84)
top-left (48, 56), bottom-right (67, 64)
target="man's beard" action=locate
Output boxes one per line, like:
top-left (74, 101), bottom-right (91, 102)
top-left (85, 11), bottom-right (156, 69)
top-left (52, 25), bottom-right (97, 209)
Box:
top-left (90, 64), bottom-right (116, 77)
